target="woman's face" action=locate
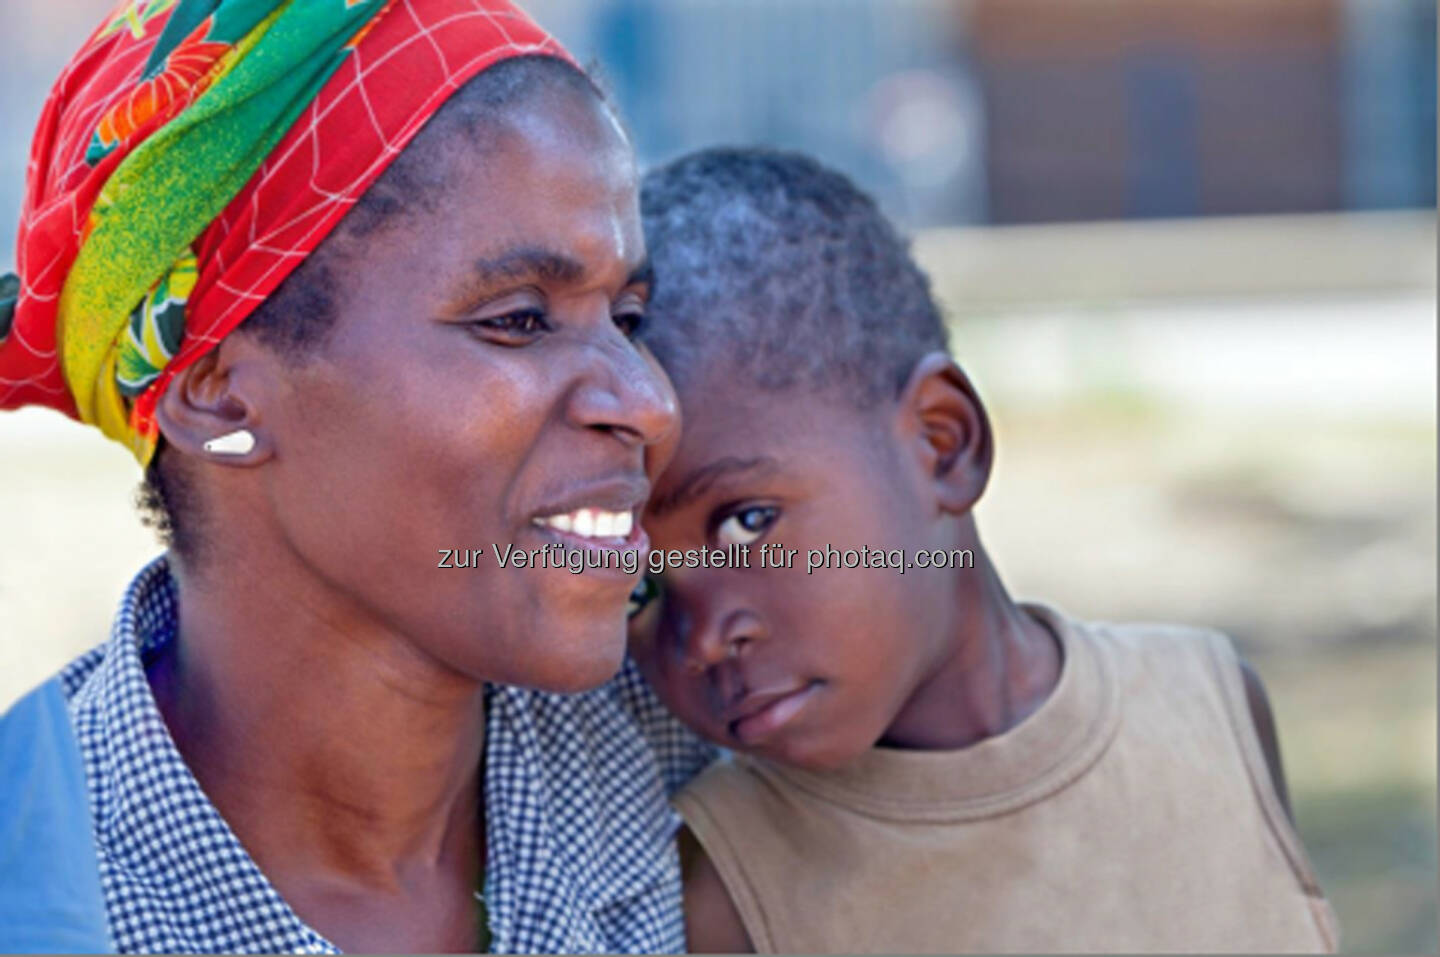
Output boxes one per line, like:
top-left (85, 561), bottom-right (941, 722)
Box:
top-left (248, 83), bottom-right (677, 693)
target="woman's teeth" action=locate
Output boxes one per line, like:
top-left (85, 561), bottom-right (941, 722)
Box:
top-left (533, 508), bottom-right (634, 539)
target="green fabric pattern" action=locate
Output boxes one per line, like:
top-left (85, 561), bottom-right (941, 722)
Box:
top-left (59, 0), bottom-right (387, 441)
top-left (116, 254), bottom-right (194, 397)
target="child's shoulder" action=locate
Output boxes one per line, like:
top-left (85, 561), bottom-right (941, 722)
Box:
top-left (1043, 607), bottom-right (1253, 731)
top-left (673, 754), bottom-right (799, 954)
top-left (674, 751), bottom-right (791, 833)
top-left (1064, 607), bottom-right (1238, 662)
top-left (1043, 604), bottom-right (1247, 707)
top-left (1040, 604), bottom-right (1295, 820)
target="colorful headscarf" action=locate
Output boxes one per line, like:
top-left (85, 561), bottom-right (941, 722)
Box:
top-left (0, 0), bottom-right (571, 464)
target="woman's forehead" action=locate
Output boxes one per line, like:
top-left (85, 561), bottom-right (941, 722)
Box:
top-left (334, 86), bottom-right (642, 292)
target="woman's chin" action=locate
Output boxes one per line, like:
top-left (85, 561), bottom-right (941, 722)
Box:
top-left (507, 622), bottom-right (630, 694)
top-left (527, 656), bottom-right (627, 694)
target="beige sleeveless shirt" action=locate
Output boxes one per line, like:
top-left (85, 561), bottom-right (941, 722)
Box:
top-left (674, 606), bottom-right (1339, 953)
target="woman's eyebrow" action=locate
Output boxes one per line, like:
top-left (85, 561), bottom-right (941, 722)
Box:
top-left (468, 248), bottom-right (652, 290)
top-left (472, 246), bottom-right (586, 286)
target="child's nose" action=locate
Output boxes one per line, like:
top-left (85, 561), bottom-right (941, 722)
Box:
top-left (681, 604), bottom-right (766, 675)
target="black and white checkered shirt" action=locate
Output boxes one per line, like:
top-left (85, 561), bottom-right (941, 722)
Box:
top-left (59, 557), bottom-right (716, 953)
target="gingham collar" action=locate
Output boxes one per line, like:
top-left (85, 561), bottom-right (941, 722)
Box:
top-left (60, 556), bottom-right (704, 953)
top-left (61, 558), bottom-right (339, 953)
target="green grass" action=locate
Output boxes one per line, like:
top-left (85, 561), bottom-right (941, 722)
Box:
top-left (1297, 784), bottom-right (1437, 954)
top-left (1261, 642), bottom-right (1438, 954)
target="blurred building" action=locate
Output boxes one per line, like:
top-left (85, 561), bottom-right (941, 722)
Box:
top-left (528, 0), bottom-right (987, 226)
top-left (524, 0), bottom-right (1435, 226)
top-left (967, 0), bottom-right (1436, 222)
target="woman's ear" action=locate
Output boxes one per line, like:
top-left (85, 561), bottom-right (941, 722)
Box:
top-left (895, 351), bottom-right (993, 515)
top-left (153, 339), bottom-right (273, 466)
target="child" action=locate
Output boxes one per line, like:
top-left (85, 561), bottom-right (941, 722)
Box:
top-left (627, 147), bottom-right (1338, 953)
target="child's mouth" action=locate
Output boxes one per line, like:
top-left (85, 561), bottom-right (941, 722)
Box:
top-left (726, 680), bottom-right (822, 746)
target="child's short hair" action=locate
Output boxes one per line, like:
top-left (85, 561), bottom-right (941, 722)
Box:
top-left (640, 147), bottom-right (948, 408)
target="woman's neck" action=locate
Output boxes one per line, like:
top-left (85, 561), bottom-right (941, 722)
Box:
top-left (149, 550), bottom-right (486, 897)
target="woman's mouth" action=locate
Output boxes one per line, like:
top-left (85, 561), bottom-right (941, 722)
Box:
top-left (727, 680), bottom-right (822, 746)
top-left (533, 507), bottom-right (635, 540)
top-left (529, 506), bottom-right (649, 574)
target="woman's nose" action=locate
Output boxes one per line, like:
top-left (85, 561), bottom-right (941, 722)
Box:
top-left (567, 327), bottom-right (678, 450)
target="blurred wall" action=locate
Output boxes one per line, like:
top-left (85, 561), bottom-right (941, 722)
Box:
top-left (971, 0), bottom-right (1348, 220)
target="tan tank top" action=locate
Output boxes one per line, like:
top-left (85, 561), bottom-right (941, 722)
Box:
top-left (674, 606), bottom-right (1339, 953)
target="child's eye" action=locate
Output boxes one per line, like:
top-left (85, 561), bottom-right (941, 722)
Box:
top-left (716, 505), bottom-right (779, 547)
top-left (627, 576), bottom-right (660, 619)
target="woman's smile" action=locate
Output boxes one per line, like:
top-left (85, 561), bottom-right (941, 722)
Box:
top-left (526, 474), bottom-right (653, 578)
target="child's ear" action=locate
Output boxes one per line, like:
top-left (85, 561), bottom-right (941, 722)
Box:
top-left (894, 351), bottom-right (993, 515)
top-left (154, 339), bottom-right (273, 466)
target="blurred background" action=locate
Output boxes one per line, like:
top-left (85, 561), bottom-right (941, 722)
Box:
top-left (2, 1), bottom-right (1434, 951)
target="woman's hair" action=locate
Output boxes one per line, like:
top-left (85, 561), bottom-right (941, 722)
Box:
top-left (138, 55), bottom-right (605, 562)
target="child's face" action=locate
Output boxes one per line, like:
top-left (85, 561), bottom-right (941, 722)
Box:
top-left (628, 366), bottom-right (961, 769)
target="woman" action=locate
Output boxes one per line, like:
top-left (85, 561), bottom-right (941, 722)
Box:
top-left (0, 1), bottom-right (711, 952)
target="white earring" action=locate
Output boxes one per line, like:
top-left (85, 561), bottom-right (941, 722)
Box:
top-left (203, 429), bottom-right (256, 456)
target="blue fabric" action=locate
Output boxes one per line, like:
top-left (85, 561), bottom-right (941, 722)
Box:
top-left (0, 678), bottom-right (112, 953)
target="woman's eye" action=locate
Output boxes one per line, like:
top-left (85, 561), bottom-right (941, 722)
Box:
top-left (473, 309), bottom-right (548, 339)
top-left (613, 310), bottom-right (647, 340)
top-left (627, 576), bottom-right (660, 619)
top-left (716, 505), bottom-right (779, 547)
